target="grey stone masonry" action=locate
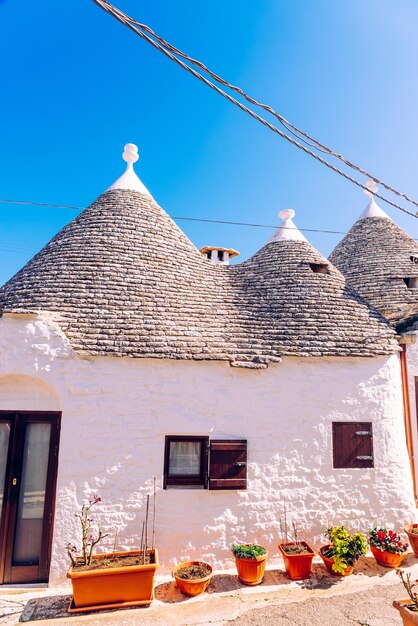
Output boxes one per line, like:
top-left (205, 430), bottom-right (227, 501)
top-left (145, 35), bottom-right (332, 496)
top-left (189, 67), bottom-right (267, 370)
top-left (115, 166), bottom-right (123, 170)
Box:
top-left (0, 190), bottom-right (398, 362)
top-left (329, 216), bottom-right (418, 329)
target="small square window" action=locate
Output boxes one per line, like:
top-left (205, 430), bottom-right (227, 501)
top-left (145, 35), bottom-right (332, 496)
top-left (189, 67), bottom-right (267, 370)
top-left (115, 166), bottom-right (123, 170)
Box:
top-left (309, 263), bottom-right (329, 274)
top-left (404, 277), bottom-right (418, 289)
top-left (164, 436), bottom-right (208, 488)
top-left (333, 422), bottom-right (374, 469)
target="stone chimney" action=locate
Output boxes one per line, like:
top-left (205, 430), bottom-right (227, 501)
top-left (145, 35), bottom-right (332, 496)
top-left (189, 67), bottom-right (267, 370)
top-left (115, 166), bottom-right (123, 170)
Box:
top-left (200, 246), bottom-right (239, 266)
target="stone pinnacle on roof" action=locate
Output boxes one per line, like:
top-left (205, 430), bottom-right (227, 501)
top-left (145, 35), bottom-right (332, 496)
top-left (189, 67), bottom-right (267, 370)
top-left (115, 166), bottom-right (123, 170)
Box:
top-left (358, 180), bottom-right (391, 221)
top-left (107, 143), bottom-right (152, 197)
top-left (266, 209), bottom-right (308, 244)
top-left (329, 180), bottom-right (418, 326)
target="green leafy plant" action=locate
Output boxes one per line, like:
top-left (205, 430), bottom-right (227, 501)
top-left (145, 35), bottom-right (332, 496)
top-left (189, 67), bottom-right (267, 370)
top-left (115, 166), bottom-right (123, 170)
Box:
top-left (231, 544), bottom-right (266, 560)
top-left (66, 495), bottom-right (109, 567)
top-left (369, 527), bottom-right (408, 555)
top-left (322, 526), bottom-right (367, 574)
top-left (397, 569), bottom-right (418, 612)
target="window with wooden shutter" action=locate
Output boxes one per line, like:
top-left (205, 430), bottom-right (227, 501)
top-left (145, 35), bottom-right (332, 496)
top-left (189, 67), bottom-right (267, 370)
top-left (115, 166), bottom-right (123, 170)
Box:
top-left (332, 422), bottom-right (374, 469)
top-left (209, 440), bottom-right (247, 490)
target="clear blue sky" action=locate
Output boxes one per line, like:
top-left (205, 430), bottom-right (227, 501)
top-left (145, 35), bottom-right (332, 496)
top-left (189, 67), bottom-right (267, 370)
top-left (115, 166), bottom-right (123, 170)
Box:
top-left (1, 0), bottom-right (418, 285)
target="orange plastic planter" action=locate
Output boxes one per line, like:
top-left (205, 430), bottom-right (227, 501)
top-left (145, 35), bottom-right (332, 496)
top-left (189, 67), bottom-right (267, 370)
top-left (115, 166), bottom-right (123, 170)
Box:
top-left (235, 552), bottom-right (268, 586)
top-left (278, 541), bottom-right (315, 580)
top-left (370, 545), bottom-right (406, 568)
top-left (172, 560), bottom-right (213, 596)
top-left (393, 600), bottom-right (418, 626)
top-left (319, 545), bottom-right (353, 576)
top-left (67, 549), bottom-right (159, 612)
top-left (405, 525), bottom-right (418, 558)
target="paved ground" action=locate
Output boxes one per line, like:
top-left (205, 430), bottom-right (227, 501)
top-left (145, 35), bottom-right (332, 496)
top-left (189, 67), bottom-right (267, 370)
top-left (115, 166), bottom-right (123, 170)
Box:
top-left (229, 583), bottom-right (406, 625)
top-left (0, 553), bottom-right (416, 625)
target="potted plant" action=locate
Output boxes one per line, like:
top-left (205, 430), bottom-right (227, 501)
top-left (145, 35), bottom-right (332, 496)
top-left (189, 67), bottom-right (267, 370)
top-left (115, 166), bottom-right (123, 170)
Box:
top-left (277, 518), bottom-right (315, 580)
top-left (393, 569), bottom-right (418, 625)
top-left (232, 544), bottom-right (267, 586)
top-left (319, 526), bottom-right (367, 576)
top-left (172, 560), bottom-right (213, 596)
top-left (66, 493), bottom-right (159, 612)
top-left (368, 527), bottom-right (408, 568)
top-left (405, 524), bottom-right (418, 558)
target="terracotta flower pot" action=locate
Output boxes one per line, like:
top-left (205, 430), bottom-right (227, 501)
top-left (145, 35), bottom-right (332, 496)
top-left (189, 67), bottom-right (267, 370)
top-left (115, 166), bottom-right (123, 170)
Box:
top-left (405, 525), bottom-right (418, 558)
top-left (235, 551), bottom-right (268, 586)
top-left (172, 560), bottom-right (213, 596)
top-left (393, 600), bottom-right (418, 626)
top-left (319, 545), bottom-right (353, 576)
top-left (67, 549), bottom-right (159, 612)
top-left (278, 541), bottom-right (315, 580)
top-left (370, 545), bottom-right (406, 568)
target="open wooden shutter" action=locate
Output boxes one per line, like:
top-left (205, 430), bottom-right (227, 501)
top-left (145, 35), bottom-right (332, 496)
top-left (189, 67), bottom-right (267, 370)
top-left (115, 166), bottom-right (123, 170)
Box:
top-left (333, 422), bottom-right (374, 468)
top-left (209, 440), bottom-right (247, 490)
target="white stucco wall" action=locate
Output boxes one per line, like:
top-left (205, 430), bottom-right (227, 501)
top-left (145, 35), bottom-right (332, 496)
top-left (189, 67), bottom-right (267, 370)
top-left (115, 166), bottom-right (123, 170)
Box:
top-left (0, 314), bottom-right (416, 583)
top-left (404, 335), bottom-right (418, 490)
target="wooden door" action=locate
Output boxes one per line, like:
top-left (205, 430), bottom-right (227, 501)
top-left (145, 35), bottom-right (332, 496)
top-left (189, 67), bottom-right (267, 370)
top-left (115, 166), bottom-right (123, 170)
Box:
top-left (0, 412), bottom-right (60, 584)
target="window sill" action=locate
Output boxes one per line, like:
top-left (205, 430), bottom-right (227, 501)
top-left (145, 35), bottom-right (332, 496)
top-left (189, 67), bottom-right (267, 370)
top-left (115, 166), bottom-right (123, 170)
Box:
top-left (164, 485), bottom-right (206, 490)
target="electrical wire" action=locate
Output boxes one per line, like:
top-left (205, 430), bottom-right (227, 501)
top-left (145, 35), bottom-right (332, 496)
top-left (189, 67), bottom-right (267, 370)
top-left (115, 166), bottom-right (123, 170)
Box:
top-left (0, 198), bottom-right (84, 210)
top-left (91, 0), bottom-right (418, 218)
top-left (0, 196), bottom-right (349, 235)
top-left (170, 215), bottom-right (347, 236)
top-left (98, 0), bottom-right (417, 207)
top-left (0, 247), bottom-right (37, 255)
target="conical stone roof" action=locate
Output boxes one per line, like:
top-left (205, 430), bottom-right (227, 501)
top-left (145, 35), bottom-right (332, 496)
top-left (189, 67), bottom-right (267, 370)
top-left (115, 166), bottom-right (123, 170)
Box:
top-left (0, 153), bottom-right (398, 364)
top-left (329, 188), bottom-right (418, 328)
top-left (230, 236), bottom-right (397, 358)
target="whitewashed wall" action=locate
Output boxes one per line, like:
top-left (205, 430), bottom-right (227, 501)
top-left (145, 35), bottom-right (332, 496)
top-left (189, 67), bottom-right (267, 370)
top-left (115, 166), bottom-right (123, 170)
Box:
top-left (0, 313), bottom-right (415, 583)
top-left (405, 336), bottom-right (418, 490)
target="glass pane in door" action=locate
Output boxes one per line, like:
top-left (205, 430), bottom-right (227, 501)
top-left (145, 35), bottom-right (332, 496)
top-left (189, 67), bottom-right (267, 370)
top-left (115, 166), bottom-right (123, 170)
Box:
top-left (0, 422), bottom-right (10, 522)
top-left (12, 423), bottom-right (51, 565)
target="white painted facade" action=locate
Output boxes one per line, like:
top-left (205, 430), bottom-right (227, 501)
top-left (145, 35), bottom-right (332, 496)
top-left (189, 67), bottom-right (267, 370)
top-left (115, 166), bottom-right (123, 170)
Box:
top-left (0, 313), bottom-right (415, 583)
top-left (404, 336), bottom-right (418, 490)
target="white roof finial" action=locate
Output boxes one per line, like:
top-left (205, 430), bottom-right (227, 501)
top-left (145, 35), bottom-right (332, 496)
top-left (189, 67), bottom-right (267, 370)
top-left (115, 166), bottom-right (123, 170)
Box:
top-left (122, 143), bottom-right (139, 165)
top-left (364, 179), bottom-right (378, 198)
top-left (266, 208), bottom-right (308, 244)
top-left (107, 143), bottom-right (151, 196)
top-left (358, 179), bottom-right (391, 221)
top-left (279, 209), bottom-right (296, 221)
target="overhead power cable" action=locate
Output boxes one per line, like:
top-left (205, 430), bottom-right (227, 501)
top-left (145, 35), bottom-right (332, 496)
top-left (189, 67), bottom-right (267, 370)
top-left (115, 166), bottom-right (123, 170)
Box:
top-left (0, 198), bottom-right (84, 211)
top-left (0, 196), bottom-right (347, 235)
top-left (0, 242), bottom-right (38, 254)
top-left (91, 0), bottom-right (418, 219)
top-left (93, 0), bottom-right (417, 207)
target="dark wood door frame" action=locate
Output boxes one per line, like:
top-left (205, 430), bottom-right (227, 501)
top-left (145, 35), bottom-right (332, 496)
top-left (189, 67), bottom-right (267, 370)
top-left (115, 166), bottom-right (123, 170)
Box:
top-left (0, 415), bottom-right (13, 584)
top-left (0, 411), bottom-right (61, 584)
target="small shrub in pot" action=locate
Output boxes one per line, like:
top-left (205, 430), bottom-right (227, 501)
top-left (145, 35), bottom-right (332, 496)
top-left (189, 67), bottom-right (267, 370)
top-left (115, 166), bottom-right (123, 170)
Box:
top-left (320, 526), bottom-right (367, 576)
top-left (232, 544), bottom-right (267, 586)
top-left (393, 569), bottom-right (418, 625)
top-left (66, 494), bottom-right (158, 612)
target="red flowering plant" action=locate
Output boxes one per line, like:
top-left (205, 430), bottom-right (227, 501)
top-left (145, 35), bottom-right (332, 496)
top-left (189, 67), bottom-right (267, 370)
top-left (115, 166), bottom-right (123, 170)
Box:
top-left (368, 527), bottom-right (408, 555)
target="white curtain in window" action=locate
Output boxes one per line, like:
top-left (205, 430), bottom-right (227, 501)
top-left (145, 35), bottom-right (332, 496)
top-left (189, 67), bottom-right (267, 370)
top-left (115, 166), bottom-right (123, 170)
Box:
top-left (169, 441), bottom-right (201, 475)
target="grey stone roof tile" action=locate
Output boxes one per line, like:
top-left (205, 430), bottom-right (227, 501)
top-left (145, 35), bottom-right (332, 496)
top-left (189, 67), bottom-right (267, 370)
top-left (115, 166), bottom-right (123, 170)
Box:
top-left (329, 216), bottom-right (418, 327)
top-left (0, 190), bottom-right (398, 361)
